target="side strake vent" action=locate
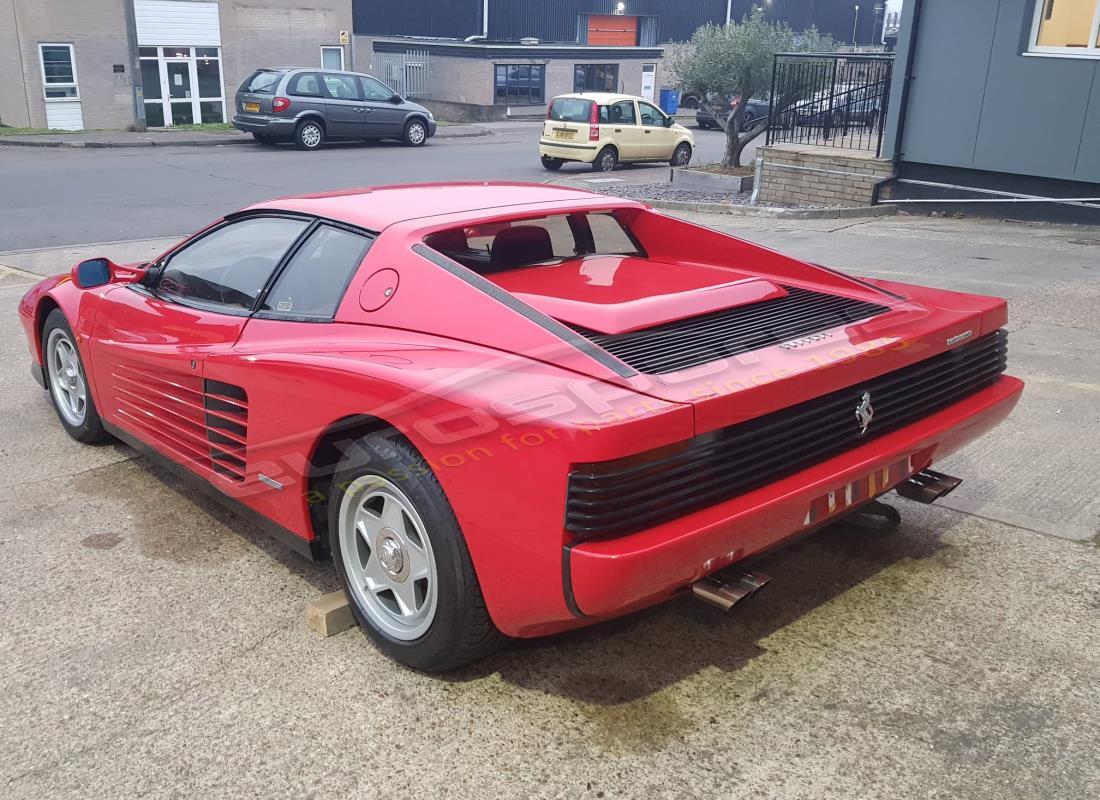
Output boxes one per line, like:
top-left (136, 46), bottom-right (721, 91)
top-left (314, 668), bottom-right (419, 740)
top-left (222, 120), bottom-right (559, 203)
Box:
top-left (203, 379), bottom-right (248, 483)
top-left (571, 286), bottom-right (892, 374)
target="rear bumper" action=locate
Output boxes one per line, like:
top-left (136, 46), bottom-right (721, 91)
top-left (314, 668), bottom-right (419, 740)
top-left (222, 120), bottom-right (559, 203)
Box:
top-left (565, 374), bottom-right (1023, 621)
top-left (539, 140), bottom-right (599, 162)
top-left (231, 115), bottom-right (297, 137)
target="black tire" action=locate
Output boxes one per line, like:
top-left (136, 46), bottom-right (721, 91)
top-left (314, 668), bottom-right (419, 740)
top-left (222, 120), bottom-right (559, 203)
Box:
top-left (41, 309), bottom-right (110, 444)
top-left (293, 119), bottom-right (325, 151)
top-left (670, 142), bottom-right (692, 167)
top-left (742, 113), bottom-right (755, 128)
top-left (252, 133), bottom-right (276, 145)
top-left (402, 118), bottom-right (429, 147)
top-left (696, 121), bottom-right (711, 130)
top-left (540, 155), bottom-right (564, 171)
top-left (592, 146), bottom-right (618, 172)
top-left (327, 432), bottom-right (504, 672)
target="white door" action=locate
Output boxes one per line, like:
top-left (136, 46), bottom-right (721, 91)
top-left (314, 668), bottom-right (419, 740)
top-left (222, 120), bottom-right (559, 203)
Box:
top-left (640, 64), bottom-right (656, 102)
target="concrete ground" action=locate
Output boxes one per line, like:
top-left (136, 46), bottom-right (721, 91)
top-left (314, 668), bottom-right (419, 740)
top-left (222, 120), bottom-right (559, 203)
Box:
top-left (1, 206), bottom-right (1098, 798)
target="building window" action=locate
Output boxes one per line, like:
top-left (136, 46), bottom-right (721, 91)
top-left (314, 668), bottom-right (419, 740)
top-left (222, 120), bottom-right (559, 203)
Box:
top-left (574, 64), bottom-right (619, 93)
top-left (494, 64), bottom-right (544, 105)
top-left (1030, 0), bottom-right (1100, 55)
top-left (139, 46), bottom-right (226, 127)
top-left (321, 46), bottom-right (345, 71)
top-left (39, 43), bottom-right (79, 99)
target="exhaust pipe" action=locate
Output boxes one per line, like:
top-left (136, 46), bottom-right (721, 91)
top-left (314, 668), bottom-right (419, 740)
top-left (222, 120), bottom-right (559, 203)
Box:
top-left (896, 469), bottom-right (962, 504)
top-left (692, 567), bottom-right (771, 611)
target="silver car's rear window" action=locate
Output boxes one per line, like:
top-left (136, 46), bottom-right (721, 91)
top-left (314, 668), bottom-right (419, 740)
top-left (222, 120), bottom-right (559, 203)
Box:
top-left (243, 70), bottom-right (282, 94)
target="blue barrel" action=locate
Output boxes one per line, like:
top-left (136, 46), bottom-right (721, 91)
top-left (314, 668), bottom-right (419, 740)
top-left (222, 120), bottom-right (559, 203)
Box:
top-left (659, 89), bottom-right (680, 115)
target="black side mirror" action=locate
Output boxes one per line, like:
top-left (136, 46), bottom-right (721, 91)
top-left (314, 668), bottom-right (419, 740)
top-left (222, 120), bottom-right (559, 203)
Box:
top-left (390, 93), bottom-right (402, 104)
top-left (73, 258), bottom-right (111, 289)
top-left (664, 116), bottom-right (675, 127)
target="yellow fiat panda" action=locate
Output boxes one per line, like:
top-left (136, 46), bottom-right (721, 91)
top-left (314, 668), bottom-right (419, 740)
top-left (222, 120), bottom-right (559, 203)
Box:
top-left (539, 92), bottom-right (695, 172)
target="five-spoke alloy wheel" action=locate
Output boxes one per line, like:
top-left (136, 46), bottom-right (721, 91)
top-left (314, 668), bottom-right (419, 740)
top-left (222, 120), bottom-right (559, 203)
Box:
top-left (338, 475), bottom-right (438, 640)
top-left (328, 432), bottom-right (503, 671)
top-left (41, 309), bottom-right (109, 443)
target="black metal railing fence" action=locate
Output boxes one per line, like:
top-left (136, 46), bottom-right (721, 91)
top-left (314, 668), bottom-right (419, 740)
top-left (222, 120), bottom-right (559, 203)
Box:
top-left (766, 53), bottom-right (894, 156)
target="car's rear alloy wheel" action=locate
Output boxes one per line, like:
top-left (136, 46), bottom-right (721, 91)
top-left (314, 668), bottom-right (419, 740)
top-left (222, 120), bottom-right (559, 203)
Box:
top-left (42, 309), bottom-right (109, 443)
top-left (592, 146), bottom-right (618, 172)
top-left (294, 120), bottom-right (324, 151)
top-left (403, 119), bottom-right (428, 147)
top-left (329, 433), bottom-right (503, 671)
top-left (670, 142), bottom-right (692, 167)
top-left (540, 155), bottom-right (564, 171)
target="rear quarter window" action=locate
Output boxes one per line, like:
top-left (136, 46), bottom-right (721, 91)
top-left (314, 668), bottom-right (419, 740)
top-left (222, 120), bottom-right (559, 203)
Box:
top-left (549, 98), bottom-right (592, 122)
top-left (287, 72), bottom-right (323, 97)
top-left (259, 225), bottom-right (373, 320)
top-left (242, 71), bottom-right (282, 95)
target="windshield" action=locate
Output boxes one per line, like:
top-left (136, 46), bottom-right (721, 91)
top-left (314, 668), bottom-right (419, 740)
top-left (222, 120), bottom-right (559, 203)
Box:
top-left (549, 98), bottom-right (592, 123)
top-left (242, 70), bottom-right (282, 95)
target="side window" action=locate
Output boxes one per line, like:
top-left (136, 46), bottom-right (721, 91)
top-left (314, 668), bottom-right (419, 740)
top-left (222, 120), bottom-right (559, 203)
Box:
top-left (360, 76), bottom-right (394, 102)
top-left (157, 217), bottom-right (310, 311)
top-left (322, 73), bottom-right (361, 100)
top-left (638, 101), bottom-right (664, 126)
top-left (287, 72), bottom-right (322, 97)
top-left (608, 100), bottom-right (636, 125)
top-left (260, 225), bottom-right (372, 319)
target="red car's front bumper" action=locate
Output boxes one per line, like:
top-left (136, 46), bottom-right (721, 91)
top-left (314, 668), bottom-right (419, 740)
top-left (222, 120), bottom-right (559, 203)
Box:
top-left (562, 375), bottom-right (1023, 624)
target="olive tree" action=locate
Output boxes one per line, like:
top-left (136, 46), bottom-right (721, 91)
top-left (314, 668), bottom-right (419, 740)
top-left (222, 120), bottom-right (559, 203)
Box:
top-left (669, 8), bottom-right (835, 167)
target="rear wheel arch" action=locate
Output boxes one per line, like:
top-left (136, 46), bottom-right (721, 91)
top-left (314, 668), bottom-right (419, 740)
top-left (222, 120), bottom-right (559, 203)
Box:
top-left (305, 413), bottom-right (400, 553)
top-left (296, 112), bottom-right (326, 132)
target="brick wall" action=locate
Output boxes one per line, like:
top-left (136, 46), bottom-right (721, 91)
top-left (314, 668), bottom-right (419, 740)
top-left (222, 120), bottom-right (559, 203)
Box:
top-left (757, 146), bottom-right (895, 207)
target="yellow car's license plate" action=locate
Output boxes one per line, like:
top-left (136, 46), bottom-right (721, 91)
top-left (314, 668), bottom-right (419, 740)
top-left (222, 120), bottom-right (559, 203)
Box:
top-left (244, 102), bottom-right (260, 113)
top-left (553, 129), bottom-right (576, 140)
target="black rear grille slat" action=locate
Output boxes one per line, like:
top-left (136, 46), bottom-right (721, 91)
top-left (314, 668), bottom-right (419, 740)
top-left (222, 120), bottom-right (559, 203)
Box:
top-left (573, 286), bottom-right (893, 374)
top-left (566, 331), bottom-right (1008, 536)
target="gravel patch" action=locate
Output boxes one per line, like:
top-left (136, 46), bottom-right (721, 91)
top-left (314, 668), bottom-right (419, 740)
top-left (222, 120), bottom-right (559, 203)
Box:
top-left (586, 181), bottom-right (828, 209)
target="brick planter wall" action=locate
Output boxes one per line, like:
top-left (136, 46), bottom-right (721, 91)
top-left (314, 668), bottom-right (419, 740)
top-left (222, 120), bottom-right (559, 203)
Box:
top-left (757, 146), bottom-right (895, 207)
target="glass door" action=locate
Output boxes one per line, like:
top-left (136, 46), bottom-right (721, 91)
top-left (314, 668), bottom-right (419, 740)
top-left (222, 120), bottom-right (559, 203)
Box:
top-left (138, 47), bottom-right (226, 127)
top-left (165, 60), bottom-right (195, 125)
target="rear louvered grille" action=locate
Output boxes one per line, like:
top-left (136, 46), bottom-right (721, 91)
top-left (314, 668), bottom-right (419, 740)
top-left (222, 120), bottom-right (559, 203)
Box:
top-left (566, 330), bottom-right (1008, 537)
top-left (571, 285), bottom-right (892, 374)
top-left (204, 380), bottom-right (248, 482)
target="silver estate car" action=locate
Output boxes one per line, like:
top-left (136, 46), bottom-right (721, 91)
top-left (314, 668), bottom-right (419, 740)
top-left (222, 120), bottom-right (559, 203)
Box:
top-left (232, 68), bottom-right (437, 151)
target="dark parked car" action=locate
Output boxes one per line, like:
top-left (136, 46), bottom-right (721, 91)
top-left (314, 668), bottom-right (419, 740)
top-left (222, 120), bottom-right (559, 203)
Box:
top-left (232, 68), bottom-right (437, 151)
top-left (695, 96), bottom-right (772, 130)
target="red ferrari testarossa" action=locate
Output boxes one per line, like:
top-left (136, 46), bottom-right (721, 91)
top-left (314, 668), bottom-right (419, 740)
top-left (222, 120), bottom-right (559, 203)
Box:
top-left (19, 182), bottom-right (1022, 670)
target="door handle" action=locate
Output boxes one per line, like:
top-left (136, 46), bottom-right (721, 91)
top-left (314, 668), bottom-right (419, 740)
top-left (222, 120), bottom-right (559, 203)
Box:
top-left (614, 128), bottom-right (622, 132)
top-left (644, 129), bottom-right (651, 134)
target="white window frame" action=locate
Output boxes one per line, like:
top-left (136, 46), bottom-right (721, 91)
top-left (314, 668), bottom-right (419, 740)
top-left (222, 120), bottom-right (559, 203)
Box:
top-left (1028, 0), bottom-right (1100, 58)
top-left (39, 42), bottom-right (80, 101)
top-left (321, 45), bottom-right (345, 71)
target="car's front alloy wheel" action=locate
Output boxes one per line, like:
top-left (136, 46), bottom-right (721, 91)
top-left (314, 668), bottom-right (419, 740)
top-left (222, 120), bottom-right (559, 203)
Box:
top-left (403, 119), bottom-right (428, 147)
top-left (670, 142), bottom-right (692, 167)
top-left (328, 432), bottom-right (503, 671)
top-left (42, 309), bottom-right (109, 443)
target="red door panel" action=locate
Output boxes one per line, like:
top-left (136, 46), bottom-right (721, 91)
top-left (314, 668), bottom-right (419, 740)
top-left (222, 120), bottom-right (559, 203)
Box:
top-left (87, 286), bottom-right (250, 495)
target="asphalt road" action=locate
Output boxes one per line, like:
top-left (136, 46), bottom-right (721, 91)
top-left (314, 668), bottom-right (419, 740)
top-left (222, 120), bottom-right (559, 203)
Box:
top-left (0, 121), bottom-right (741, 251)
top-left (1, 204), bottom-right (1098, 798)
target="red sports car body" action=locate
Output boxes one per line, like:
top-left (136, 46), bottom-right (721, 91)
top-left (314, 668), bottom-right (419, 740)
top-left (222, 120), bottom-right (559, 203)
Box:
top-left (19, 182), bottom-right (1022, 670)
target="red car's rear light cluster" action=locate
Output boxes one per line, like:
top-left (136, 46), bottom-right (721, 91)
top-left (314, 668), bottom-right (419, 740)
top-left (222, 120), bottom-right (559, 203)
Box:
top-left (566, 330), bottom-right (1009, 537)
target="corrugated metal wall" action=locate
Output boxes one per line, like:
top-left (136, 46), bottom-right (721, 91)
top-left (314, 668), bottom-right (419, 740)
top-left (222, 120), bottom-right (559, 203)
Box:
top-left (353, 0), bottom-right (880, 44)
top-left (351, 0), bottom-right (481, 39)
